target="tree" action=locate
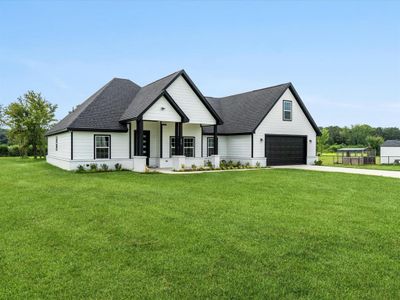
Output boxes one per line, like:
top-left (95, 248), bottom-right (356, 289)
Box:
top-left (366, 135), bottom-right (384, 154)
top-left (2, 91), bottom-right (57, 158)
top-left (349, 124), bottom-right (375, 145)
top-left (317, 128), bottom-right (330, 154)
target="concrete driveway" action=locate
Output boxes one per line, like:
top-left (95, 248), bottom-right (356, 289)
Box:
top-left (273, 165), bottom-right (400, 179)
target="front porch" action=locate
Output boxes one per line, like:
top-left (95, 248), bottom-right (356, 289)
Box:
top-left (129, 119), bottom-right (219, 171)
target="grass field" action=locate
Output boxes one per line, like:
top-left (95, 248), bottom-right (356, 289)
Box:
top-left (320, 153), bottom-right (400, 171)
top-left (1, 158), bottom-right (399, 299)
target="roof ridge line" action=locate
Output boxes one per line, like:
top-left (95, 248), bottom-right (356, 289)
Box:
top-left (208, 82), bottom-right (291, 99)
top-left (141, 69), bottom-right (183, 88)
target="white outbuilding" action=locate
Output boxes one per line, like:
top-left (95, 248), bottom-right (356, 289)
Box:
top-left (380, 140), bottom-right (400, 164)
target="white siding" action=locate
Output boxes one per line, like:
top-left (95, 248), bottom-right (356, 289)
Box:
top-left (143, 96), bottom-right (181, 122)
top-left (167, 75), bottom-right (216, 125)
top-left (73, 131), bottom-right (129, 160)
top-left (47, 132), bottom-right (71, 160)
top-left (202, 135), bottom-right (228, 157)
top-left (253, 88), bottom-right (317, 164)
top-left (202, 135), bottom-right (251, 158)
top-left (381, 147), bottom-right (400, 164)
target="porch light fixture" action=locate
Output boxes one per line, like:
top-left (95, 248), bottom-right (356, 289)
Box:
top-left (161, 107), bottom-right (165, 111)
top-left (260, 138), bottom-right (263, 142)
top-left (309, 139), bottom-right (312, 143)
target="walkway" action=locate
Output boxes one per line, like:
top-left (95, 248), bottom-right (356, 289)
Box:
top-left (273, 165), bottom-right (400, 179)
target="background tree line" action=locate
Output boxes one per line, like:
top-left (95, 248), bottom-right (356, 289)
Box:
top-left (0, 91), bottom-right (57, 158)
top-left (317, 124), bottom-right (400, 154)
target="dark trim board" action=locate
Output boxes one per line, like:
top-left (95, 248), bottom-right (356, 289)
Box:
top-left (264, 134), bottom-right (307, 166)
top-left (202, 131), bottom-right (253, 136)
top-left (129, 123), bottom-right (132, 159)
top-left (163, 91), bottom-right (189, 123)
top-left (46, 127), bottom-right (128, 137)
top-left (70, 131), bottom-right (73, 160)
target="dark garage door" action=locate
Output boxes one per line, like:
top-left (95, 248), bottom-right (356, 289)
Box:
top-left (265, 135), bottom-right (307, 166)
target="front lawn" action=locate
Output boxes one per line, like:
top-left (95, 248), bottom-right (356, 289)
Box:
top-left (0, 158), bottom-right (399, 299)
top-left (320, 153), bottom-right (400, 171)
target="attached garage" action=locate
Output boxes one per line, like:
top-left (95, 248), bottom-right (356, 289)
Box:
top-left (265, 135), bottom-right (307, 166)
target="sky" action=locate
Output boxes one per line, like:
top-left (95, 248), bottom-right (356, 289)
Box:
top-left (0, 0), bottom-right (399, 127)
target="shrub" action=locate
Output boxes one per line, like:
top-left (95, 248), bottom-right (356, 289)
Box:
top-left (314, 160), bottom-right (323, 166)
top-left (205, 160), bottom-right (212, 168)
top-left (220, 160), bottom-right (227, 168)
top-left (0, 144), bottom-right (8, 156)
top-left (115, 163), bottom-right (122, 171)
top-left (245, 162), bottom-right (250, 168)
top-left (77, 165), bottom-right (85, 172)
top-left (181, 164), bottom-right (185, 170)
top-left (89, 163), bottom-right (98, 171)
top-left (255, 161), bottom-right (261, 168)
top-left (191, 164), bottom-right (197, 170)
top-left (7, 145), bottom-right (20, 157)
top-left (100, 164), bottom-right (109, 171)
top-left (227, 160), bottom-right (233, 168)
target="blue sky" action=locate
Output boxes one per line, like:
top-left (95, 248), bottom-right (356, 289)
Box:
top-left (0, 0), bottom-right (399, 127)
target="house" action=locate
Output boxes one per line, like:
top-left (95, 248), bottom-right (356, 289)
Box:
top-left (380, 140), bottom-right (400, 164)
top-left (46, 70), bottom-right (320, 172)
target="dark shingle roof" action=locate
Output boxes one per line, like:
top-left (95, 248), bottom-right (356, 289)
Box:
top-left (120, 70), bottom-right (181, 122)
top-left (46, 78), bottom-right (141, 135)
top-left (203, 83), bottom-right (320, 135)
top-left (382, 140), bottom-right (400, 147)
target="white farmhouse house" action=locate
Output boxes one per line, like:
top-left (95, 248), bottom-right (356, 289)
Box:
top-left (380, 140), bottom-right (400, 164)
top-left (46, 70), bottom-right (320, 172)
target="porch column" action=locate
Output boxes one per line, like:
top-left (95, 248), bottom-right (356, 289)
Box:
top-left (136, 118), bottom-right (143, 156)
top-left (132, 118), bottom-right (146, 172)
top-left (175, 122), bottom-right (183, 155)
top-left (210, 124), bottom-right (220, 168)
top-left (213, 125), bottom-right (218, 155)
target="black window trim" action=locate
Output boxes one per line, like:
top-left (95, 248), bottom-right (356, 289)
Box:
top-left (169, 136), bottom-right (195, 158)
top-left (283, 100), bottom-right (293, 121)
top-left (55, 136), bottom-right (58, 151)
top-left (93, 134), bottom-right (111, 159)
top-left (207, 137), bottom-right (215, 157)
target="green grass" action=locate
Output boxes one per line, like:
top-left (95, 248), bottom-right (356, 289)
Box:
top-left (320, 153), bottom-right (400, 171)
top-left (1, 157), bottom-right (399, 299)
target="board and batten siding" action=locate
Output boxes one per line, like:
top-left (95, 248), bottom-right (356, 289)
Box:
top-left (143, 96), bottom-right (181, 123)
top-left (253, 88), bottom-right (317, 164)
top-left (202, 135), bottom-right (251, 158)
top-left (381, 147), bottom-right (400, 164)
top-left (167, 75), bottom-right (216, 125)
top-left (47, 132), bottom-right (71, 160)
top-left (73, 131), bottom-right (129, 160)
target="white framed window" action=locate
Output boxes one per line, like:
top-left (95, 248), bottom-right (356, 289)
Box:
top-left (170, 136), bottom-right (195, 157)
top-left (94, 135), bottom-right (111, 159)
top-left (283, 100), bottom-right (292, 121)
top-left (207, 137), bottom-right (214, 156)
top-left (55, 136), bottom-right (58, 151)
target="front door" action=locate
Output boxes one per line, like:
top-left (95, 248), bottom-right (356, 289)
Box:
top-left (135, 130), bottom-right (150, 165)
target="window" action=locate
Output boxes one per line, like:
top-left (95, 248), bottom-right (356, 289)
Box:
top-left (183, 137), bottom-right (195, 157)
top-left (95, 135), bottom-right (111, 159)
top-left (283, 100), bottom-right (292, 121)
top-left (170, 136), bottom-right (195, 157)
top-left (55, 136), bottom-right (58, 151)
top-left (207, 137), bottom-right (214, 156)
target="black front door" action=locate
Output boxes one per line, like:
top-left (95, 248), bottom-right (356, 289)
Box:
top-left (135, 130), bottom-right (150, 165)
